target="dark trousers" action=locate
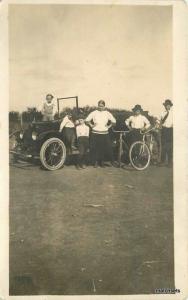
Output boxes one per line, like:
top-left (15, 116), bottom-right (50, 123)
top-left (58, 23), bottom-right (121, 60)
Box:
top-left (126, 129), bottom-right (143, 148)
top-left (77, 137), bottom-right (89, 166)
top-left (161, 127), bottom-right (173, 164)
top-left (90, 133), bottom-right (113, 164)
top-left (64, 127), bottom-right (76, 151)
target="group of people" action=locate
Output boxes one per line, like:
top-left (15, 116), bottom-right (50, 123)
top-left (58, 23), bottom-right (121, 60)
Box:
top-left (41, 94), bottom-right (173, 169)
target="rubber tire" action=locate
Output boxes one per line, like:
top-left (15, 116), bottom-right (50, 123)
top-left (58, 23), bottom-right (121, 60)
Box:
top-left (40, 137), bottom-right (66, 171)
top-left (129, 141), bottom-right (151, 171)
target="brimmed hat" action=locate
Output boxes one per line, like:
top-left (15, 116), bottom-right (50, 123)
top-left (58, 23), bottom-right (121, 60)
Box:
top-left (46, 93), bottom-right (54, 99)
top-left (163, 99), bottom-right (173, 107)
top-left (132, 104), bottom-right (143, 112)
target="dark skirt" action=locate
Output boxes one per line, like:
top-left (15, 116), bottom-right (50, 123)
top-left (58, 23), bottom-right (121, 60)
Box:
top-left (90, 132), bottom-right (113, 163)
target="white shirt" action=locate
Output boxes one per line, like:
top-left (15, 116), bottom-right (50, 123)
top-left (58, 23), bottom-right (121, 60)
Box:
top-left (160, 109), bottom-right (173, 128)
top-left (59, 115), bottom-right (75, 131)
top-left (41, 101), bottom-right (57, 116)
top-left (85, 110), bottom-right (116, 134)
top-left (125, 114), bottom-right (150, 129)
top-left (76, 124), bottom-right (90, 137)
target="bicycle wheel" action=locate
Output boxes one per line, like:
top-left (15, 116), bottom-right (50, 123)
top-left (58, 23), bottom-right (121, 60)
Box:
top-left (129, 141), bottom-right (151, 170)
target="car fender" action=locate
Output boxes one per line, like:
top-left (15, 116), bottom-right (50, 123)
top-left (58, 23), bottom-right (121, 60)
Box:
top-left (38, 130), bottom-right (64, 144)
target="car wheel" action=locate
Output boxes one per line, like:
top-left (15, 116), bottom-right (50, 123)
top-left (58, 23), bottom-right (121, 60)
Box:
top-left (40, 137), bottom-right (66, 171)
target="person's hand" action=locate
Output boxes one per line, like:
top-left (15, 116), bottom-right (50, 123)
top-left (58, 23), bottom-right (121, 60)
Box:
top-left (141, 127), bottom-right (148, 133)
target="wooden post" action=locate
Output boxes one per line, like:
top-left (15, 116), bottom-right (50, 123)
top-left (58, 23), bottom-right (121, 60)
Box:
top-left (20, 112), bottom-right (23, 129)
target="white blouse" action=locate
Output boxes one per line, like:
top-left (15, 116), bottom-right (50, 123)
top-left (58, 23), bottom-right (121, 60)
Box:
top-left (85, 110), bottom-right (116, 134)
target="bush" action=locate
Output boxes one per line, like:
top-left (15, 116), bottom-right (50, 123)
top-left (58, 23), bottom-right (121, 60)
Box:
top-left (9, 105), bottom-right (156, 130)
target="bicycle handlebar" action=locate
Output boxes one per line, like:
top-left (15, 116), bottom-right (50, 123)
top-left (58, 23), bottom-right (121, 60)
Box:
top-left (112, 125), bottom-right (157, 135)
top-left (140, 125), bottom-right (157, 135)
top-left (112, 128), bottom-right (130, 134)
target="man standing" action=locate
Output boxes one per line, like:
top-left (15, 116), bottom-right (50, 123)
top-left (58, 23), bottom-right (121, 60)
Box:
top-left (59, 111), bottom-right (76, 154)
top-left (85, 100), bottom-right (116, 167)
top-left (125, 104), bottom-right (150, 147)
top-left (159, 99), bottom-right (173, 167)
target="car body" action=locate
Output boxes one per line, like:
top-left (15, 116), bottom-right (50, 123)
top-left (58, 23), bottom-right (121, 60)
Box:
top-left (9, 96), bottom-right (79, 171)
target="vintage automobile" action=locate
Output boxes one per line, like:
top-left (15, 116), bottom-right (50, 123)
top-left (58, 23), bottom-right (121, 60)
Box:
top-left (9, 96), bottom-right (79, 171)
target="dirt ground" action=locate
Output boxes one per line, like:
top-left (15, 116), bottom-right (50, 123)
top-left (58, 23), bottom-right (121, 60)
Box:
top-left (9, 163), bottom-right (174, 295)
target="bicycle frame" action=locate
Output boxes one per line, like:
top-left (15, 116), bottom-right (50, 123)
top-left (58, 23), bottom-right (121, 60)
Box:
top-left (140, 126), bottom-right (161, 163)
top-left (112, 128), bottom-right (130, 167)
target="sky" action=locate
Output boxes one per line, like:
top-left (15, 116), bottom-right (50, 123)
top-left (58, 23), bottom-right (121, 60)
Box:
top-left (9, 4), bottom-right (172, 115)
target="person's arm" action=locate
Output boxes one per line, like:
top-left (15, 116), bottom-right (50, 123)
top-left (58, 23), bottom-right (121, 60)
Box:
top-left (86, 125), bottom-right (90, 136)
top-left (125, 116), bottom-right (132, 130)
top-left (76, 126), bottom-right (80, 138)
top-left (59, 116), bottom-right (68, 132)
top-left (85, 112), bottom-right (94, 128)
top-left (107, 112), bottom-right (116, 129)
top-left (143, 116), bottom-right (150, 129)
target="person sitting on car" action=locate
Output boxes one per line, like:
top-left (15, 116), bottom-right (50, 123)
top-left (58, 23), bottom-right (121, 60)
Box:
top-left (41, 94), bottom-right (57, 121)
top-left (125, 104), bottom-right (150, 147)
top-left (59, 111), bottom-right (76, 154)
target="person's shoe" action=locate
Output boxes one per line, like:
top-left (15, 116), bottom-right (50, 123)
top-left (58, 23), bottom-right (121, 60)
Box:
top-left (71, 145), bottom-right (77, 151)
top-left (76, 165), bottom-right (82, 170)
top-left (110, 161), bottom-right (118, 167)
top-left (100, 161), bottom-right (105, 168)
top-left (158, 162), bottom-right (166, 167)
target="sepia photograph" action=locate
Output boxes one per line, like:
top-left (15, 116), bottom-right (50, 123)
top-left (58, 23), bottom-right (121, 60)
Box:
top-left (2, 0), bottom-right (186, 297)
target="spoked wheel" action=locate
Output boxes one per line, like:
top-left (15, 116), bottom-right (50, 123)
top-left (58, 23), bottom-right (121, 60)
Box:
top-left (40, 138), bottom-right (66, 171)
top-left (129, 141), bottom-right (151, 170)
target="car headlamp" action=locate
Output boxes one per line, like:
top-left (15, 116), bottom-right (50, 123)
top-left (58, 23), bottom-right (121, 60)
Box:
top-left (32, 131), bottom-right (38, 140)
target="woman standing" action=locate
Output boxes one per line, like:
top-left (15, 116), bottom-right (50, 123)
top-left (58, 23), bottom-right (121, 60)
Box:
top-left (85, 100), bottom-right (116, 167)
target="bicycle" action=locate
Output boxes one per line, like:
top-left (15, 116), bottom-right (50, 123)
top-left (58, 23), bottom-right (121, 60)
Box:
top-left (112, 128), bottom-right (130, 168)
top-left (129, 126), bottom-right (161, 170)
top-left (112, 126), bottom-right (161, 171)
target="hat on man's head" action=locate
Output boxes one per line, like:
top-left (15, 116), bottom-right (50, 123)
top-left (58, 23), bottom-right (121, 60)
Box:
top-left (46, 93), bottom-right (54, 99)
top-left (132, 104), bottom-right (143, 112)
top-left (163, 99), bottom-right (173, 107)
